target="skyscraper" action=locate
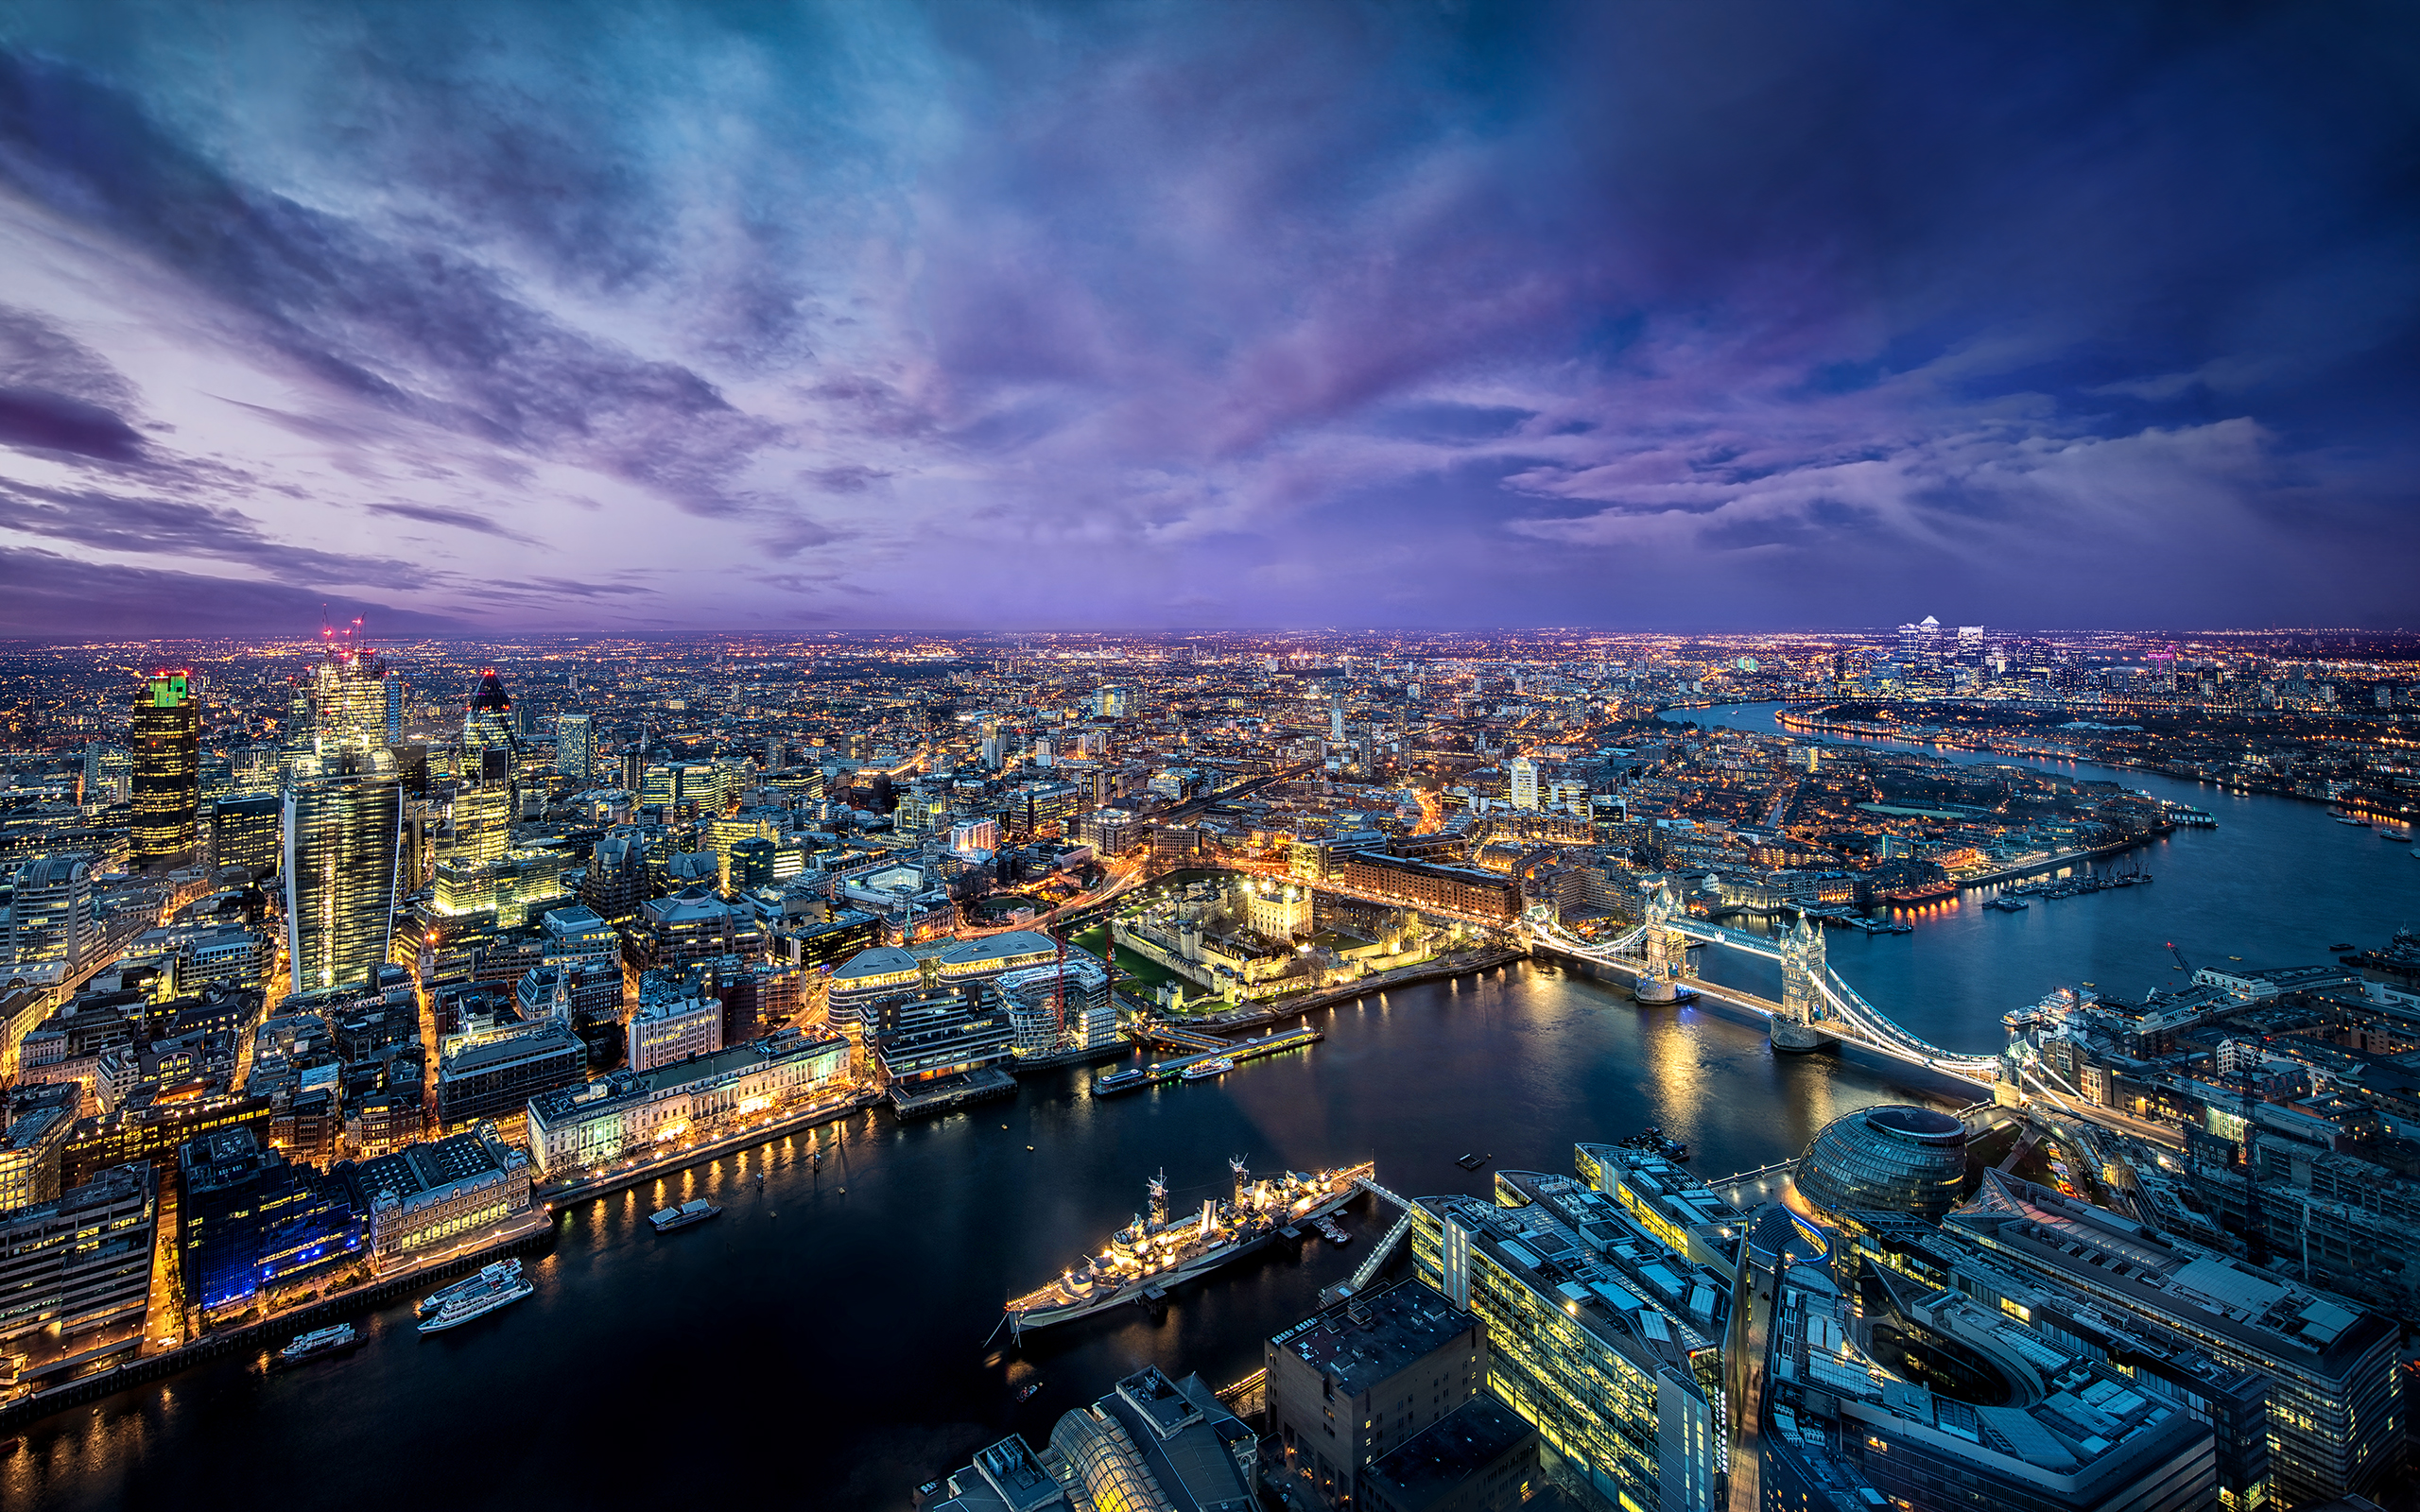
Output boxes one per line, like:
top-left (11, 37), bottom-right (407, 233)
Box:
top-left (307, 625), bottom-right (393, 756)
top-left (556, 713), bottom-right (594, 780)
top-left (462, 669), bottom-right (515, 757)
top-left (284, 751), bottom-right (403, 994)
top-left (130, 671), bottom-right (199, 868)
top-left (1507, 756), bottom-right (1540, 810)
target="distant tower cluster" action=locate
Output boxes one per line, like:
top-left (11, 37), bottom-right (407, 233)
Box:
top-left (283, 625), bottom-right (405, 995)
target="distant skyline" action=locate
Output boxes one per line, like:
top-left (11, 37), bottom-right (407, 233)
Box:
top-left (1, 3), bottom-right (2414, 635)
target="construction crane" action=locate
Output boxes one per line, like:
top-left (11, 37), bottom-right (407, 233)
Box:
top-left (2168, 941), bottom-right (2193, 973)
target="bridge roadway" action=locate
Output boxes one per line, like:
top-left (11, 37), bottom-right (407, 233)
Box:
top-left (1535, 916), bottom-right (2004, 1087)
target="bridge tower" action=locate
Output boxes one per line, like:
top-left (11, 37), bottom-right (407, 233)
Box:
top-left (1634, 881), bottom-right (1683, 1004)
top-left (1772, 916), bottom-right (1836, 1052)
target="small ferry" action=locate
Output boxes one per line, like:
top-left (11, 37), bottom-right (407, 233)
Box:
top-left (1095, 1064), bottom-right (1161, 1096)
top-left (2330, 810), bottom-right (2370, 827)
top-left (1984, 897), bottom-right (2029, 912)
top-left (1179, 1057), bottom-right (1236, 1082)
top-left (2378, 824), bottom-right (2413, 842)
top-left (419, 1264), bottom-right (534, 1334)
top-left (274, 1323), bottom-right (362, 1367)
top-left (1012, 1380), bottom-right (1046, 1402)
top-left (417, 1260), bottom-right (522, 1319)
top-left (649, 1198), bottom-right (722, 1233)
top-left (1312, 1215), bottom-right (1351, 1245)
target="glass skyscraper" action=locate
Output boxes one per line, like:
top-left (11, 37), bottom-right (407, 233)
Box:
top-left (556, 712), bottom-right (593, 779)
top-left (283, 752), bottom-right (402, 993)
top-left (130, 671), bottom-right (199, 868)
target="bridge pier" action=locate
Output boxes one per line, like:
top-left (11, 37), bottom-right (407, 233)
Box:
top-left (1768, 1019), bottom-right (1835, 1053)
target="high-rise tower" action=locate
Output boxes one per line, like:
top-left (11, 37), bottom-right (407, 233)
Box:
top-left (556, 713), bottom-right (593, 780)
top-left (284, 750), bottom-right (403, 993)
top-left (463, 669), bottom-right (515, 758)
top-left (130, 671), bottom-right (199, 868)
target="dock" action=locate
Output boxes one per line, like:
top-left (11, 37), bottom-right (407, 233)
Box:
top-left (1094, 1025), bottom-right (1324, 1095)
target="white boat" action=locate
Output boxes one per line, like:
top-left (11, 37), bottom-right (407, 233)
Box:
top-left (419, 1269), bottom-right (534, 1333)
top-left (649, 1197), bottom-right (722, 1232)
top-left (417, 1259), bottom-right (524, 1319)
top-left (1180, 1057), bottom-right (1236, 1081)
top-left (275, 1323), bottom-right (362, 1366)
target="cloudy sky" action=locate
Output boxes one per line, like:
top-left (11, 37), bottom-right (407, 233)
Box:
top-left (0, 2), bottom-right (2412, 635)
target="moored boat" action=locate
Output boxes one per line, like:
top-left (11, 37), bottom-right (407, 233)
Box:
top-left (1179, 1057), bottom-right (1236, 1081)
top-left (417, 1260), bottom-right (522, 1319)
top-left (1005, 1158), bottom-right (1374, 1337)
top-left (275, 1323), bottom-right (362, 1366)
top-left (649, 1197), bottom-right (722, 1232)
top-left (418, 1266), bottom-right (534, 1334)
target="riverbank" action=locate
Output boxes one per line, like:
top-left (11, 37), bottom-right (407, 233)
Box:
top-left (0, 1211), bottom-right (557, 1435)
top-left (537, 1085), bottom-right (885, 1207)
top-left (1168, 947), bottom-right (1530, 1037)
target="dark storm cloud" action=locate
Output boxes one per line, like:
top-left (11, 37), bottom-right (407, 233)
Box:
top-left (0, 481), bottom-right (422, 587)
top-left (364, 501), bottom-right (536, 544)
top-left (0, 47), bottom-right (781, 514)
top-left (0, 3), bottom-right (2413, 629)
top-left (0, 387), bottom-right (145, 461)
top-left (0, 547), bottom-right (459, 636)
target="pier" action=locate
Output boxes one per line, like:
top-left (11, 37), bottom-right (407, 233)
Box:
top-left (1094, 1024), bottom-right (1325, 1094)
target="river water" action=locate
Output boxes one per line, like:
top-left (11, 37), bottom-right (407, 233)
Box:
top-left (8, 704), bottom-right (2411, 1511)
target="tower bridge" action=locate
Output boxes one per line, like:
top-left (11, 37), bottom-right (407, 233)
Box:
top-left (1532, 884), bottom-right (2006, 1088)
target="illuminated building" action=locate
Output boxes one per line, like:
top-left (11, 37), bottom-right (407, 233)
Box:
top-left (4, 856), bottom-right (97, 972)
top-left (1790, 1105), bottom-right (1968, 1223)
top-left (555, 711), bottom-right (594, 778)
top-left (522, 1027), bottom-right (849, 1177)
top-left (306, 627), bottom-right (396, 755)
top-left (871, 990), bottom-right (1012, 1084)
top-left (283, 752), bottom-right (403, 993)
top-left (0, 1163), bottom-right (156, 1386)
top-left (462, 668), bottom-right (516, 756)
top-left (447, 782), bottom-right (510, 871)
top-left (209, 793), bottom-right (283, 872)
top-left (177, 1126), bottom-right (363, 1313)
top-left (130, 671), bottom-right (199, 868)
top-left (1265, 1280), bottom-right (1487, 1510)
top-left (628, 985), bottom-right (724, 1072)
top-left (1045, 1366), bottom-right (1256, 1512)
top-left (1946, 1171), bottom-right (2402, 1506)
top-left (348, 1126), bottom-right (531, 1266)
top-left (435, 1020), bottom-right (586, 1127)
top-left (994, 954), bottom-right (1115, 1057)
top-left (1409, 1172), bottom-right (1723, 1512)
top-left (0, 1101), bottom-right (74, 1212)
top-left (1506, 757), bottom-right (1540, 811)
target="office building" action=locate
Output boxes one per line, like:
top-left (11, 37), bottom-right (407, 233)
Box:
top-left (0, 1100), bottom-right (74, 1211)
top-left (1945, 1170), bottom-right (2403, 1505)
top-left (130, 670), bottom-right (199, 868)
top-left (523, 1028), bottom-right (849, 1177)
top-left (284, 753), bottom-right (403, 993)
top-left (628, 986), bottom-right (724, 1072)
top-left (4, 855), bottom-right (97, 972)
top-left (435, 1020), bottom-right (587, 1128)
top-left (1409, 1169), bottom-right (1723, 1512)
top-left (462, 669), bottom-right (516, 756)
top-left (210, 792), bottom-right (283, 872)
top-left (1763, 1224), bottom-right (2219, 1512)
top-left (0, 1163), bottom-right (156, 1387)
top-left (995, 955), bottom-right (1116, 1057)
top-left (1506, 757), bottom-right (1540, 811)
top-left (1266, 1280), bottom-right (1488, 1510)
top-left (1791, 1104), bottom-right (1969, 1223)
top-left (1046, 1366), bottom-right (1258, 1512)
top-left (1358, 1397), bottom-right (1538, 1512)
top-left (872, 991), bottom-right (1013, 1085)
top-left (555, 711), bottom-right (594, 779)
top-left (347, 1126), bottom-right (532, 1266)
top-left (177, 1126), bottom-right (363, 1314)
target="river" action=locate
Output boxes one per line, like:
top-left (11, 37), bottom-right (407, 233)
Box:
top-left (1661, 702), bottom-right (2418, 1055)
top-left (6, 703), bottom-right (2410, 1511)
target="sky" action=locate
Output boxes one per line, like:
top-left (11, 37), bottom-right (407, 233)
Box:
top-left (0, 2), bottom-right (2413, 637)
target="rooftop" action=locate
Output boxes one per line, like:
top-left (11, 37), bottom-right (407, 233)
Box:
top-left (1270, 1279), bottom-right (1477, 1397)
top-left (1364, 1396), bottom-right (1534, 1503)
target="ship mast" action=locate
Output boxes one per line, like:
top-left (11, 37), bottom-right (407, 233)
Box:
top-left (1229, 1154), bottom-right (1250, 1209)
top-left (1149, 1168), bottom-right (1168, 1228)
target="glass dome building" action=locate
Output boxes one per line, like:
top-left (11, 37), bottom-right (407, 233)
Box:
top-left (1792, 1105), bottom-right (1970, 1223)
